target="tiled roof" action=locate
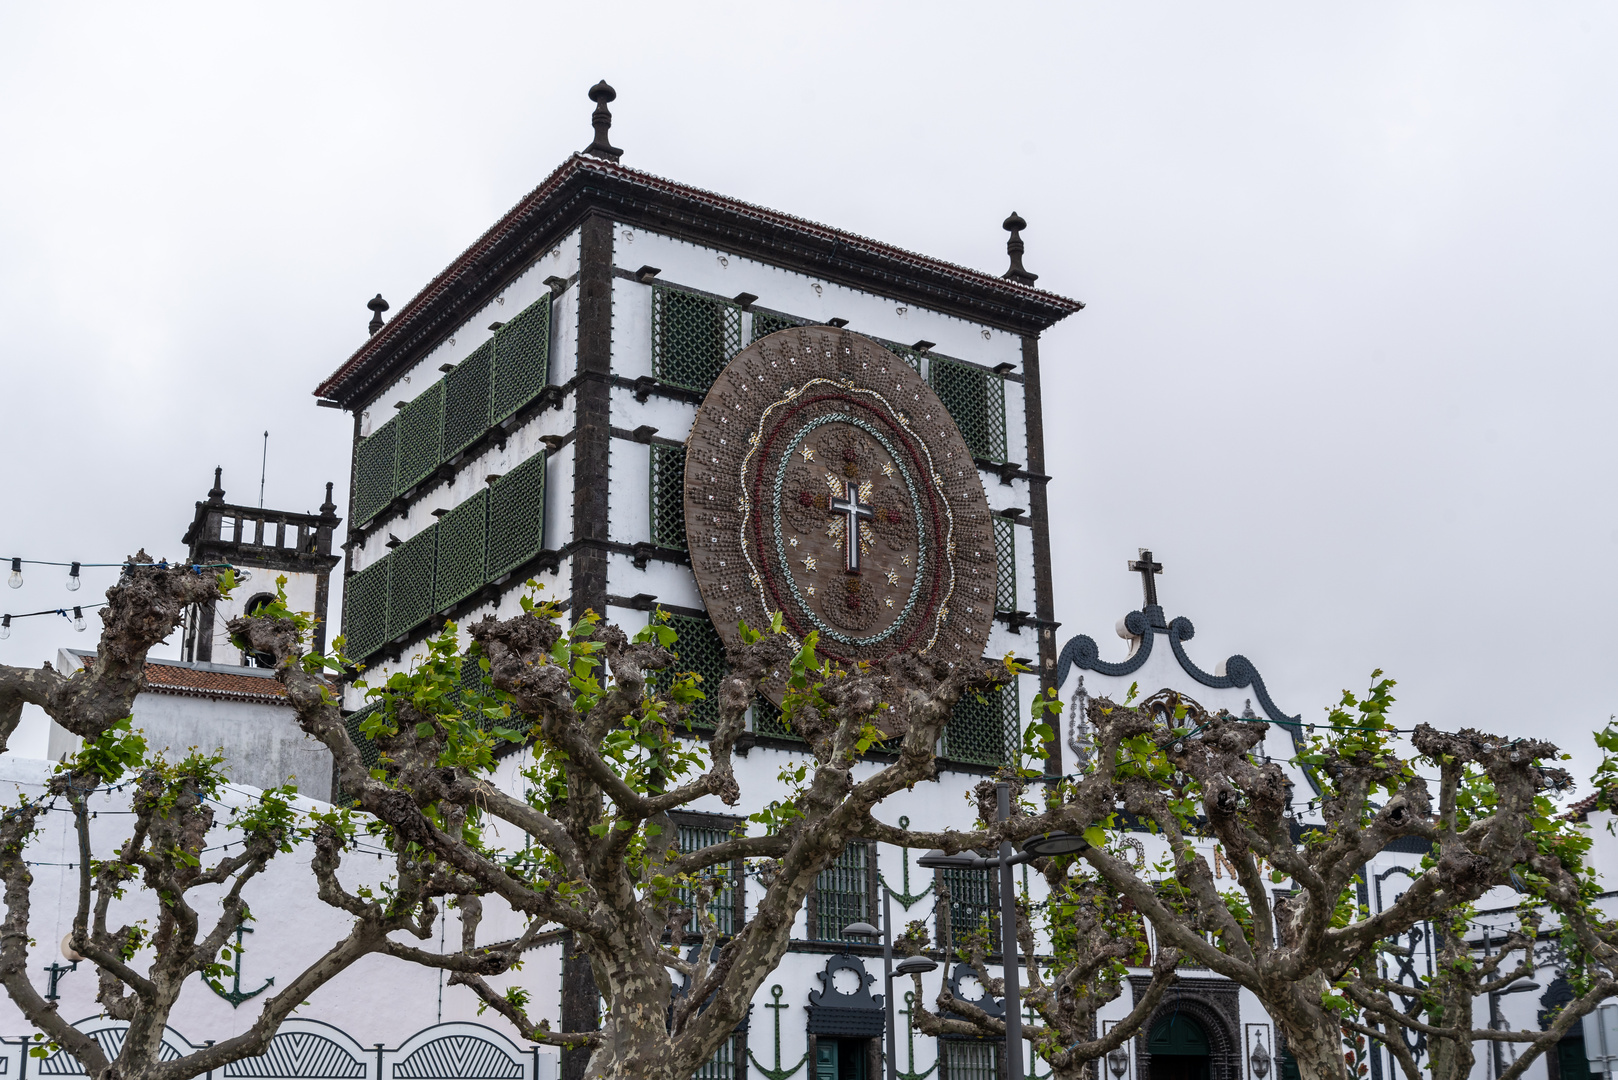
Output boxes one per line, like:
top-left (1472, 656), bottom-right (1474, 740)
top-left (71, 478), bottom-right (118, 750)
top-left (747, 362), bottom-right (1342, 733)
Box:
top-left (1564, 791), bottom-right (1606, 821)
top-left (315, 154), bottom-right (1084, 403)
top-left (70, 652), bottom-right (292, 705)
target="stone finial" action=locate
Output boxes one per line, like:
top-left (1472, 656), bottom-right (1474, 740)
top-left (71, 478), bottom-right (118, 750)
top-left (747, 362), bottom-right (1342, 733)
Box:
top-left (1002, 212), bottom-right (1038, 285)
top-left (367, 294), bottom-right (390, 336)
top-left (583, 80), bottom-right (623, 161)
top-left (319, 481), bottom-right (338, 518)
top-left (207, 467), bottom-right (225, 504)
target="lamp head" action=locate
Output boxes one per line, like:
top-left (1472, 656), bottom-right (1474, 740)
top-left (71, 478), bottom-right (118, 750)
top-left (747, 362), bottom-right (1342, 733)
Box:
top-left (917, 849), bottom-right (984, 870)
top-left (894, 955), bottom-right (939, 977)
top-left (1021, 830), bottom-right (1091, 858)
top-left (841, 922), bottom-right (880, 941)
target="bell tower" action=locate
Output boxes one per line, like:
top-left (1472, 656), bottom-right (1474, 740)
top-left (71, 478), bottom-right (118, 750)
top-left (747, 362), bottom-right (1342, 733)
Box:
top-left (180, 467), bottom-right (342, 664)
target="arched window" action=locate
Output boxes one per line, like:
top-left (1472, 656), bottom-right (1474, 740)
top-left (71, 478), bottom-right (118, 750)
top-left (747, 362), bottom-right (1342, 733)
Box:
top-left (242, 594), bottom-right (277, 668)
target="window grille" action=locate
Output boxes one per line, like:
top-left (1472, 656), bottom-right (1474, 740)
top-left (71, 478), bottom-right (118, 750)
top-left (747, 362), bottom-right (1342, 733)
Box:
top-left (443, 342), bottom-right (494, 459)
top-left (649, 444), bottom-right (688, 549)
top-left (342, 559), bottom-right (390, 662)
top-left (940, 1041), bottom-right (998, 1080)
top-left (690, 1035), bottom-right (737, 1080)
top-left (486, 451), bottom-right (547, 580)
top-left (992, 517), bottom-right (1016, 612)
top-left (815, 843), bottom-right (871, 941)
top-left (491, 296), bottom-right (552, 425)
top-left (676, 818), bottom-right (737, 936)
top-left (396, 382), bottom-right (445, 493)
top-left (942, 679), bottom-right (1019, 767)
top-left (432, 489), bottom-right (488, 612)
top-left (652, 286), bottom-right (742, 392)
top-left (939, 866), bottom-right (997, 950)
top-left (752, 696), bottom-right (803, 742)
top-left (750, 309), bottom-right (804, 342)
top-left (928, 355), bottom-right (1007, 463)
top-left (384, 527), bottom-right (437, 642)
top-left (354, 420), bottom-right (399, 526)
top-left (663, 614), bottom-right (727, 729)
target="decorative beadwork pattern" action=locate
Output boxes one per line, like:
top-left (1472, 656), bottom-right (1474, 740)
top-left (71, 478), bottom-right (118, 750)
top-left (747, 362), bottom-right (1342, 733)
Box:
top-left (684, 327), bottom-right (994, 719)
top-left (652, 286), bottom-right (743, 392)
top-left (649, 443), bottom-right (688, 550)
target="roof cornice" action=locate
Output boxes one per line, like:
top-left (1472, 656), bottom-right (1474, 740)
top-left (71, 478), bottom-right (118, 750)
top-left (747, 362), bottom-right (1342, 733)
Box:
top-left (315, 155), bottom-right (1084, 409)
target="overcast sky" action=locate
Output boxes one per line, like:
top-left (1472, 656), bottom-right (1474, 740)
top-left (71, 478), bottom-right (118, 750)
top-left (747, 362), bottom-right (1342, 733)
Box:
top-left (1, 4), bottom-right (1614, 784)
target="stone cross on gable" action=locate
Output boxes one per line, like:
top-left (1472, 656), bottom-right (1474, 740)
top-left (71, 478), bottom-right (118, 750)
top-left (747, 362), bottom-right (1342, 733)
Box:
top-left (1128, 549), bottom-right (1163, 607)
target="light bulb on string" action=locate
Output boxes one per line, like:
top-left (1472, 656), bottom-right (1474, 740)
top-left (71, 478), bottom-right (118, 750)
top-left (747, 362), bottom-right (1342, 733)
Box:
top-left (72, 607), bottom-right (86, 633)
top-left (7, 559), bottom-right (20, 589)
top-left (66, 563), bottom-right (80, 592)
top-left (0, 615), bottom-right (9, 640)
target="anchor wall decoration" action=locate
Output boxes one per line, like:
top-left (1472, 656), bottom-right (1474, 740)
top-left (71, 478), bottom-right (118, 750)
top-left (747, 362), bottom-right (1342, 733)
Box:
top-left (747, 985), bottom-right (809, 1080)
top-left (878, 816), bottom-right (933, 910)
top-left (896, 991), bottom-right (937, 1080)
top-left (206, 924), bottom-right (274, 1008)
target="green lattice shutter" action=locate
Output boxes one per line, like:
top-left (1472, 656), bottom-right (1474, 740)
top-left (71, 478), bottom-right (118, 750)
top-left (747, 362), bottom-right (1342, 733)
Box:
top-left (664, 614), bottom-right (726, 729)
top-left (395, 383), bottom-right (445, 493)
top-left (649, 443), bottom-right (687, 550)
top-left (752, 695), bottom-right (803, 741)
top-left (491, 295), bottom-right (551, 425)
top-left (444, 342), bottom-right (494, 459)
top-left (929, 355), bottom-right (1007, 463)
top-left (878, 339), bottom-right (925, 372)
top-left (749, 309), bottom-right (804, 342)
top-left (943, 680), bottom-right (1019, 766)
top-left (385, 526), bottom-right (437, 641)
top-left (432, 490), bottom-right (488, 611)
top-left (341, 559), bottom-right (390, 662)
top-left (353, 419), bottom-right (399, 526)
top-left (652, 287), bottom-right (742, 392)
top-left (487, 451), bottom-right (547, 580)
top-left (993, 517), bottom-right (1016, 612)
top-left (335, 701), bottom-right (384, 805)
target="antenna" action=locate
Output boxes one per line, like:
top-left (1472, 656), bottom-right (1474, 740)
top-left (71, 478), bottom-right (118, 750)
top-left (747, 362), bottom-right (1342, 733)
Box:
top-left (259, 431), bottom-right (269, 509)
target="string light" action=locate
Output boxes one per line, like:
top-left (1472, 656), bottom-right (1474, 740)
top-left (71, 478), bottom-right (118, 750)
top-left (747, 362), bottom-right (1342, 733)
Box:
top-left (72, 607), bottom-right (85, 633)
top-left (0, 602), bottom-right (108, 632)
top-left (66, 563), bottom-right (80, 592)
top-left (0, 616), bottom-right (8, 640)
top-left (7, 559), bottom-right (20, 589)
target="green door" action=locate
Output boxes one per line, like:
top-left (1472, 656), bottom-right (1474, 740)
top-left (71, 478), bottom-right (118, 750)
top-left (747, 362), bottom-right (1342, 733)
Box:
top-left (816, 1042), bottom-right (837, 1080)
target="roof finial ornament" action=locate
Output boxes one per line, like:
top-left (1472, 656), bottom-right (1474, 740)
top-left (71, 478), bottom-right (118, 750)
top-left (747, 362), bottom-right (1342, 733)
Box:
top-left (319, 481), bottom-right (337, 518)
top-left (1001, 211), bottom-right (1038, 285)
top-left (1128, 548), bottom-right (1162, 609)
top-left (584, 80), bottom-right (623, 161)
top-left (207, 467), bottom-right (225, 504)
top-left (366, 294), bottom-right (389, 336)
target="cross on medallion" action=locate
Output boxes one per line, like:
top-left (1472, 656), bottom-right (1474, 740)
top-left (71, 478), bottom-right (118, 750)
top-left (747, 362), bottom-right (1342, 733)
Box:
top-left (828, 481), bottom-right (875, 573)
top-left (1127, 549), bottom-right (1162, 607)
top-left (43, 960), bottom-right (76, 1002)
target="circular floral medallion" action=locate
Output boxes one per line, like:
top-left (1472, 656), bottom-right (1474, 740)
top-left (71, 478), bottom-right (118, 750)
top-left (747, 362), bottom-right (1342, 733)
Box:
top-left (684, 326), bottom-right (995, 708)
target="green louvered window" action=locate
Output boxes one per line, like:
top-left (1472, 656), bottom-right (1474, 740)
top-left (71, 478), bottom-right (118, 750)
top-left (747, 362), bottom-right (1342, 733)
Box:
top-left (432, 489), bottom-right (488, 611)
top-left (341, 559), bottom-right (390, 662)
top-left (487, 451), bottom-right (547, 580)
top-left (384, 528), bottom-right (437, 642)
top-left (652, 286), bottom-right (742, 392)
top-left (939, 864), bottom-right (998, 949)
top-left (491, 296), bottom-right (552, 424)
top-left (940, 1041), bottom-right (999, 1080)
top-left (675, 817), bottom-right (739, 936)
top-left (993, 517), bottom-right (1017, 612)
top-left (664, 614), bottom-right (727, 730)
top-left (396, 382), bottom-right (445, 492)
top-left (443, 342), bottom-right (494, 459)
top-left (942, 678), bottom-right (1019, 767)
top-left (750, 309), bottom-right (805, 342)
top-left (815, 842), bottom-right (872, 942)
top-left (649, 443), bottom-right (687, 550)
top-left (929, 355), bottom-right (1007, 463)
top-left (354, 420), bottom-right (399, 527)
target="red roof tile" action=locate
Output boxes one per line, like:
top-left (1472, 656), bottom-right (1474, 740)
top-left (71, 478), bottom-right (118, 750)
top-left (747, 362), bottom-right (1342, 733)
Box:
top-left (72, 653), bottom-right (292, 704)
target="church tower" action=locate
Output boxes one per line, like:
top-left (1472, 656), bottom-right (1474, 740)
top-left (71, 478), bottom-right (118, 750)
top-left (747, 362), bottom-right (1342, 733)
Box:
top-left (180, 467), bottom-right (342, 664)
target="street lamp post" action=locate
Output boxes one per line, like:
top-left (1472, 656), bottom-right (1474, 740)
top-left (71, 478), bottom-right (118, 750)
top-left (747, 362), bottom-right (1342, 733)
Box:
top-left (844, 894), bottom-right (941, 1080)
top-left (1488, 977), bottom-right (1540, 1079)
top-left (913, 782), bottom-right (1090, 1080)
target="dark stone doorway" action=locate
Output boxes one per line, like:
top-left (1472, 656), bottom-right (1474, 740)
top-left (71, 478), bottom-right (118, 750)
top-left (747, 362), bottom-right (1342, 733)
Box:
top-left (1148, 1013), bottom-right (1211, 1080)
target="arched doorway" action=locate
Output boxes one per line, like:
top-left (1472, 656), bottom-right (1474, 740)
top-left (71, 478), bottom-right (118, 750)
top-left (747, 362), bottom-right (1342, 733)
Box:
top-left (1148, 1013), bottom-right (1210, 1080)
